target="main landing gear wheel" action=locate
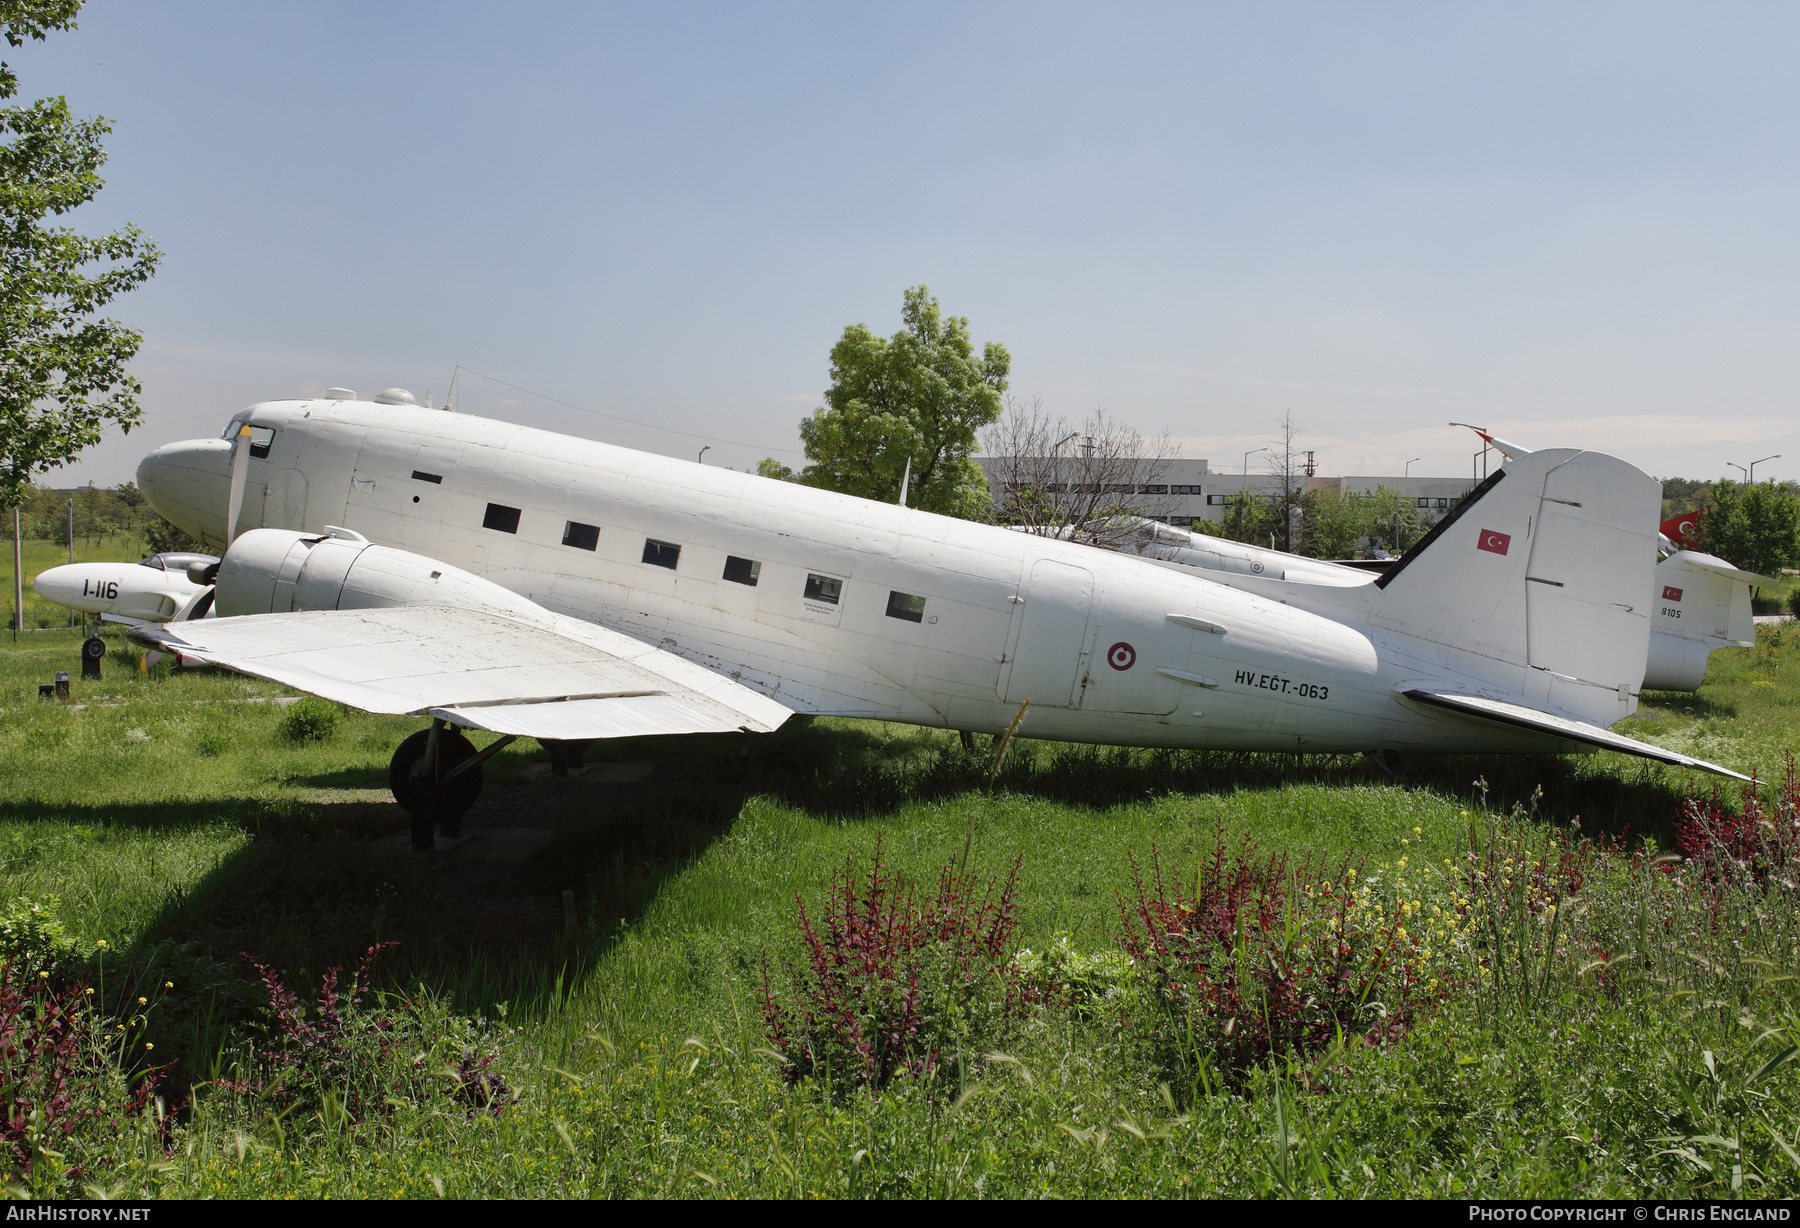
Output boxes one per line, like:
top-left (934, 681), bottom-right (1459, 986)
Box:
top-left (389, 728), bottom-right (484, 848)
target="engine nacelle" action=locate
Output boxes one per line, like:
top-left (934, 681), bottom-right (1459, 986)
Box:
top-left (214, 528), bottom-right (551, 625)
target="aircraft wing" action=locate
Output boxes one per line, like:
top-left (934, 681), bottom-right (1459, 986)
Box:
top-left (130, 606), bottom-right (792, 740)
top-left (1401, 688), bottom-right (1751, 782)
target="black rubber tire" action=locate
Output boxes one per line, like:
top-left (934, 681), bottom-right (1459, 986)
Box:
top-left (388, 728), bottom-right (484, 820)
top-left (82, 637), bottom-right (105, 662)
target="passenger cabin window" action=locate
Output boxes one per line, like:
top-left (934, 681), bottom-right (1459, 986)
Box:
top-left (483, 503), bottom-right (522, 533)
top-left (248, 426), bottom-right (275, 459)
top-left (563, 521), bottom-right (600, 551)
top-left (722, 555), bottom-right (761, 586)
top-left (411, 470), bottom-right (443, 484)
top-left (643, 539), bottom-right (681, 569)
top-left (886, 591), bottom-right (927, 623)
top-left (804, 574), bottom-right (842, 605)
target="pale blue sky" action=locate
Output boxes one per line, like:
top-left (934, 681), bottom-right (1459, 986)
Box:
top-left (19, 1), bottom-right (1800, 486)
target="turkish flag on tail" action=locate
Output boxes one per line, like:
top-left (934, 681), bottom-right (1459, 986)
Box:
top-left (1660, 508), bottom-right (1703, 548)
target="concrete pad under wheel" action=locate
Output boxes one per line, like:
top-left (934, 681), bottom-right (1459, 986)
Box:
top-left (517, 761), bottom-right (655, 784)
top-left (393, 828), bottom-right (557, 863)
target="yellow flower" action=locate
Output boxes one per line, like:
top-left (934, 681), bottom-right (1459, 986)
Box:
top-left (1413, 827), bottom-right (1422, 836)
top-left (164, 981), bottom-right (173, 989)
top-left (84, 987), bottom-right (93, 995)
top-left (37, 971), bottom-right (47, 979)
top-left (1347, 868), bottom-right (1357, 879)
top-left (137, 997), bottom-right (147, 1006)
top-left (145, 1042), bottom-right (153, 1050)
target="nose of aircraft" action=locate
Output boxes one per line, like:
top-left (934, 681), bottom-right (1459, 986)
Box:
top-left (137, 437), bottom-right (234, 548)
top-left (31, 563), bottom-right (85, 609)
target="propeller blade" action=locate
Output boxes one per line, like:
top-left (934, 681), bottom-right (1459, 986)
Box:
top-left (170, 587), bottom-right (214, 623)
top-left (225, 424), bottom-right (252, 545)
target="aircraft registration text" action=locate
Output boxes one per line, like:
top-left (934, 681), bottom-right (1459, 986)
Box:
top-left (1234, 668), bottom-right (1329, 700)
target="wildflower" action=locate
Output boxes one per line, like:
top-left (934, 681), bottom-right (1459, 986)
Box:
top-left (165, 981), bottom-right (173, 989)
top-left (1347, 868), bottom-right (1357, 879)
top-left (1413, 827), bottom-right (1422, 836)
top-left (137, 996), bottom-right (147, 1006)
top-left (84, 987), bottom-right (93, 995)
top-left (37, 971), bottom-right (47, 979)
top-left (95, 939), bottom-right (107, 950)
top-left (145, 1042), bottom-right (153, 1050)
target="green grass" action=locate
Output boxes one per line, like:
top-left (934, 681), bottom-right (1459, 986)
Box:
top-left (2, 622), bottom-right (1799, 1197)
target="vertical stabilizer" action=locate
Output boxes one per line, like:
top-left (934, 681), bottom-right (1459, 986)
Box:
top-left (1372, 449), bottom-right (1661, 703)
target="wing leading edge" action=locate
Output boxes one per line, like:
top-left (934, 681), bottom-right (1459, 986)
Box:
top-left (131, 606), bottom-right (792, 740)
top-left (1401, 688), bottom-right (1751, 782)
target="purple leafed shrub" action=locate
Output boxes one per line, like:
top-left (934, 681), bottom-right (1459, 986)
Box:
top-left (213, 943), bottom-right (512, 1124)
top-left (1676, 754), bottom-right (1800, 892)
top-left (1117, 834), bottom-right (1428, 1089)
top-left (0, 966), bottom-right (157, 1191)
top-left (761, 838), bottom-right (1024, 1090)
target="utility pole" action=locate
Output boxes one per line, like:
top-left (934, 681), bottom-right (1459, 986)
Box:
top-left (11, 505), bottom-right (20, 643)
top-left (1750, 454), bottom-right (1781, 485)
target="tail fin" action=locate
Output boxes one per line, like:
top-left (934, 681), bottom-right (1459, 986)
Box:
top-left (1372, 448), bottom-right (1661, 701)
top-left (1643, 551), bottom-right (1766, 690)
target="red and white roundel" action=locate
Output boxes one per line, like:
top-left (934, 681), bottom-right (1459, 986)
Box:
top-left (1107, 642), bottom-right (1136, 670)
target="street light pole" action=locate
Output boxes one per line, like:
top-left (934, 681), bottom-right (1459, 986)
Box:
top-left (1728, 463), bottom-right (1748, 484)
top-left (1398, 459), bottom-right (1419, 553)
top-left (696, 446), bottom-right (710, 465)
top-left (1242, 447), bottom-right (1268, 475)
top-left (1749, 454), bottom-right (1781, 484)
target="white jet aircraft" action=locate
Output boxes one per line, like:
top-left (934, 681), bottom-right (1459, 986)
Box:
top-left (33, 551), bottom-right (219, 626)
top-left (130, 392), bottom-right (1748, 852)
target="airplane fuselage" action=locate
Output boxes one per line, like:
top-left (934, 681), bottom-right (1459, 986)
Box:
top-left (137, 400), bottom-right (1623, 757)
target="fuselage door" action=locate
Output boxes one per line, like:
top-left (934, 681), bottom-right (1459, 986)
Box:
top-left (1002, 558), bottom-right (1095, 709)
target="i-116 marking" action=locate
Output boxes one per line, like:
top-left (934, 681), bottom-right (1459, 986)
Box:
top-left (1234, 669), bottom-right (1329, 700)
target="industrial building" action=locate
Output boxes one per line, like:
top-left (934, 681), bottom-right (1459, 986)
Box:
top-left (974, 457), bottom-right (1477, 531)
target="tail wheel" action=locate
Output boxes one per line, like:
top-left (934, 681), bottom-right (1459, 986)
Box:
top-left (389, 728), bottom-right (484, 820)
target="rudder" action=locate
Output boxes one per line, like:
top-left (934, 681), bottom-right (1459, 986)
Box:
top-left (1372, 449), bottom-right (1661, 696)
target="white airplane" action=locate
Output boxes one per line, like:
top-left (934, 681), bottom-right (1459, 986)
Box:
top-left (130, 391), bottom-right (1748, 852)
top-left (32, 551), bottom-right (219, 626)
top-left (1103, 516), bottom-right (1763, 693)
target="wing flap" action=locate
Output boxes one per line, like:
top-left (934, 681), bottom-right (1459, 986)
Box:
top-left (1402, 688), bottom-right (1750, 781)
top-left (131, 606), bottom-right (792, 738)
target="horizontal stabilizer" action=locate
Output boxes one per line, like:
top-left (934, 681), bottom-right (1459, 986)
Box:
top-left (1401, 688), bottom-right (1750, 782)
top-left (131, 606), bottom-right (792, 740)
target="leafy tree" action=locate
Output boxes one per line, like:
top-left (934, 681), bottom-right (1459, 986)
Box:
top-left (0, 0), bottom-right (160, 512)
top-left (755, 456), bottom-right (794, 482)
top-left (1297, 486), bottom-right (1366, 559)
top-left (1364, 485), bottom-right (1425, 556)
top-left (797, 286), bottom-right (1009, 518)
top-left (1215, 488), bottom-right (1275, 546)
top-left (1696, 479), bottom-right (1800, 577)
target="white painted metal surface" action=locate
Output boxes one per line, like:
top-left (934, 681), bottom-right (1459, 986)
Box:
top-left (129, 397), bottom-right (1746, 775)
top-left (132, 605), bottom-right (788, 737)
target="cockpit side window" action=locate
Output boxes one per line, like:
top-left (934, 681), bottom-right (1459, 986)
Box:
top-left (137, 556), bottom-right (165, 571)
top-left (220, 416), bottom-right (275, 458)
